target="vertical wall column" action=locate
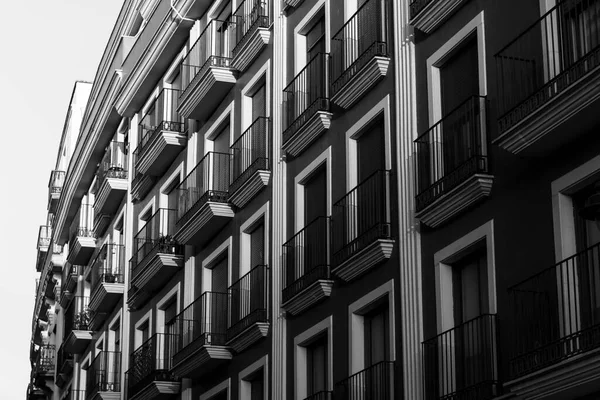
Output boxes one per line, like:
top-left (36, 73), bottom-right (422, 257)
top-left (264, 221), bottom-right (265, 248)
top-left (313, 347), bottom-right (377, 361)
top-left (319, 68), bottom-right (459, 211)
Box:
top-left (271, 1), bottom-right (288, 399)
top-left (393, 1), bottom-right (423, 399)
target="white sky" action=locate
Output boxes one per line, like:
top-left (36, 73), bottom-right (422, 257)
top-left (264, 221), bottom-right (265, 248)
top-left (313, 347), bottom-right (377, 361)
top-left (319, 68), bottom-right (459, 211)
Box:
top-left (0, 0), bottom-right (124, 397)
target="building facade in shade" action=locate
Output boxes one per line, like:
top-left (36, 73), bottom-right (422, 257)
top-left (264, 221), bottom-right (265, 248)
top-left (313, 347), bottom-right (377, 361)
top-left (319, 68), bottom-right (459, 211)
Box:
top-left (27, 1), bottom-right (423, 400)
top-left (412, 0), bottom-right (600, 399)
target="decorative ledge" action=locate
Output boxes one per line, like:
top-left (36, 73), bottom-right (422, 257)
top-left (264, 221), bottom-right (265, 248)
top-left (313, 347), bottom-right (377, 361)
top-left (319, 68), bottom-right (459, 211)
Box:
top-left (136, 130), bottom-right (187, 177)
top-left (282, 111), bottom-right (332, 158)
top-left (131, 174), bottom-right (155, 203)
top-left (178, 66), bottom-right (236, 121)
top-left (410, 0), bottom-right (466, 34)
top-left (89, 391), bottom-right (120, 400)
top-left (94, 177), bottom-right (127, 216)
top-left (227, 322), bottom-right (269, 353)
top-left (505, 348), bottom-right (600, 400)
top-left (171, 345), bottom-right (232, 378)
top-left (232, 28), bottom-right (271, 73)
top-left (282, 280), bottom-right (333, 316)
top-left (130, 253), bottom-right (184, 298)
top-left (64, 329), bottom-right (93, 354)
top-left (89, 283), bottom-right (124, 329)
top-left (129, 381), bottom-right (181, 400)
top-left (332, 56), bottom-right (389, 110)
top-left (67, 236), bottom-right (96, 266)
top-left (174, 202), bottom-right (234, 246)
top-left (332, 239), bottom-right (395, 282)
top-left (416, 174), bottom-right (493, 228)
top-left (229, 171), bottom-right (271, 209)
top-left (494, 69), bottom-right (600, 155)
top-left (282, 0), bottom-right (305, 11)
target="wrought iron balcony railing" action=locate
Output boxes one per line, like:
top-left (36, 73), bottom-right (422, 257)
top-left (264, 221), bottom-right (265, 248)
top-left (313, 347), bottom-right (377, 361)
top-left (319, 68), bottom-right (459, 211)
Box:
top-left (508, 240), bottom-right (600, 378)
top-left (230, 117), bottom-right (271, 195)
top-left (303, 391), bottom-right (333, 400)
top-left (48, 170), bottom-right (65, 195)
top-left (331, 170), bottom-right (392, 267)
top-left (334, 361), bottom-right (395, 400)
top-left (137, 88), bottom-right (186, 162)
top-left (181, 20), bottom-right (234, 100)
top-left (65, 296), bottom-right (91, 333)
top-left (130, 208), bottom-right (183, 279)
top-left (283, 216), bottom-right (330, 303)
top-left (282, 53), bottom-right (330, 143)
top-left (176, 152), bottom-right (231, 228)
top-left (36, 345), bottom-right (55, 375)
top-left (69, 204), bottom-right (95, 244)
top-left (126, 333), bottom-right (178, 399)
top-left (37, 225), bottom-right (51, 250)
top-left (495, 0), bottom-right (600, 134)
top-left (91, 243), bottom-right (125, 291)
top-left (227, 265), bottom-right (269, 341)
top-left (330, 0), bottom-right (388, 96)
top-left (94, 141), bottom-right (128, 192)
top-left (231, 0), bottom-right (271, 57)
top-left (414, 95), bottom-right (488, 212)
top-left (86, 351), bottom-right (121, 396)
top-left (167, 291), bottom-right (229, 358)
top-left (422, 314), bottom-right (500, 400)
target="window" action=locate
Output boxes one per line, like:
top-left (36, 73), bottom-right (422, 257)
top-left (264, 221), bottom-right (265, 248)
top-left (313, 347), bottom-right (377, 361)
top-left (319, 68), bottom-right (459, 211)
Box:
top-left (307, 335), bottom-right (328, 396)
top-left (306, 16), bottom-right (326, 61)
top-left (112, 322), bottom-right (121, 353)
top-left (439, 37), bottom-right (479, 115)
top-left (364, 303), bottom-right (390, 367)
top-left (251, 83), bottom-right (267, 121)
top-left (213, 123), bottom-right (231, 154)
top-left (357, 118), bottom-right (385, 182)
top-left (304, 165), bottom-right (327, 225)
top-left (164, 299), bottom-right (178, 325)
top-left (139, 320), bottom-right (150, 344)
top-left (211, 255), bottom-right (229, 293)
top-left (250, 221), bottom-right (265, 268)
top-left (452, 248), bottom-right (488, 324)
top-left (239, 356), bottom-right (268, 400)
top-left (294, 317), bottom-right (333, 400)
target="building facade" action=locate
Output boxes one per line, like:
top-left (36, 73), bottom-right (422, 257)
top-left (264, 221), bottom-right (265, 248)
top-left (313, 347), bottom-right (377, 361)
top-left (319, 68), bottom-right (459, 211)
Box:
top-left (28, 1), bottom-right (422, 400)
top-left (413, 0), bottom-right (600, 399)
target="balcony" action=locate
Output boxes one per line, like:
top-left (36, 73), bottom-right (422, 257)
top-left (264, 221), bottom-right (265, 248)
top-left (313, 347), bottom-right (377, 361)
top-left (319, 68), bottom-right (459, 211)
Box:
top-left (178, 20), bottom-right (237, 121)
top-left (330, 0), bottom-right (390, 110)
top-left (48, 170), bottom-right (65, 213)
top-left (282, 53), bottom-right (332, 158)
top-left (67, 204), bottom-right (96, 265)
top-left (282, 216), bottom-right (333, 316)
top-left (331, 170), bottom-right (394, 282)
top-left (422, 314), bottom-right (500, 400)
top-left (334, 361), bottom-right (395, 400)
top-left (60, 262), bottom-right (82, 309)
top-left (63, 296), bottom-right (93, 354)
top-left (494, 0), bottom-right (600, 155)
top-left (230, 0), bottom-right (271, 72)
top-left (125, 334), bottom-right (180, 400)
top-left (409, 0), bottom-right (467, 33)
top-left (44, 277), bottom-right (57, 300)
top-left (131, 153), bottom-right (156, 203)
top-left (227, 265), bottom-right (269, 352)
top-left (414, 96), bottom-right (492, 228)
top-left (229, 117), bottom-right (271, 208)
top-left (56, 343), bottom-right (73, 388)
top-left (128, 209), bottom-right (184, 310)
top-left (93, 141), bottom-right (128, 233)
top-left (89, 244), bottom-right (125, 330)
top-left (86, 351), bottom-right (121, 400)
top-left (36, 225), bottom-right (51, 272)
top-left (168, 291), bottom-right (232, 378)
top-left (33, 345), bottom-right (55, 387)
top-left (135, 88), bottom-right (187, 183)
top-left (174, 152), bottom-right (234, 246)
top-left (507, 241), bottom-right (600, 396)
